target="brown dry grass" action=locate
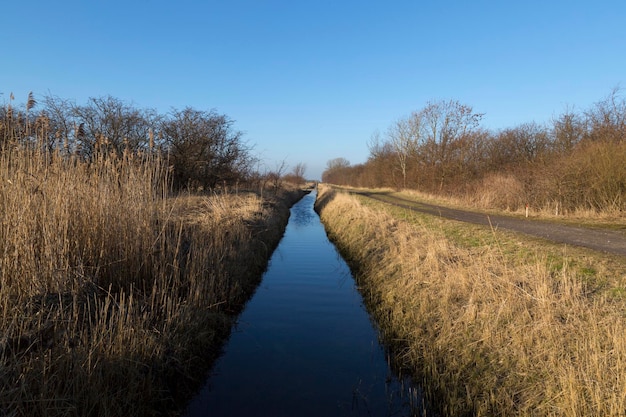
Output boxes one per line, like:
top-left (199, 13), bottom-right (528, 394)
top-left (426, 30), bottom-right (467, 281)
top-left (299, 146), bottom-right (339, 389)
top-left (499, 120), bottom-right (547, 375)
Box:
top-left (0, 145), bottom-right (298, 416)
top-left (344, 184), bottom-right (626, 229)
top-left (316, 184), bottom-right (626, 417)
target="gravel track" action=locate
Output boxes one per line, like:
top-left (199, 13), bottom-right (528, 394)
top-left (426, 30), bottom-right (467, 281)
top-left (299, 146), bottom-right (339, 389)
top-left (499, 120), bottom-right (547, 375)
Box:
top-left (357, 191), bottom-right (626, 257)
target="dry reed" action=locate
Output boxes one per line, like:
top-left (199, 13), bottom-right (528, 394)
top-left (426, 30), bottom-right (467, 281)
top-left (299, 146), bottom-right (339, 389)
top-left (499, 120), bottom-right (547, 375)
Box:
top-left (0, 144), bottom-right (299, 416)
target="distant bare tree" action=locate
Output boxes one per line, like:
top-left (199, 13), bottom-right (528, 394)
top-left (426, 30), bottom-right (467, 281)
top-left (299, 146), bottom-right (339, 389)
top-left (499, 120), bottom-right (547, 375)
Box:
top-left (260, 159), bottom-right (288, 193)
top-left (365, 140), bottom-right (396, 188)
top-left (322, 157), bottom-right (351, 184)
top-left (367, 129), bottom-right (383, 158)
top-left (552, 108), bottom-right (586, 155)
top-left (325, 157), bottom-right (350, 171)
top-left (585, 87), bottom-right (626, 143)
top-left (489, 123), bottom-right (550, 170)
top-left (285, 162), bottom-right (307, 184)
top-left (387, 116), bottom-right (419, 189)
top-left (414, 99), bottom-right (483, 190)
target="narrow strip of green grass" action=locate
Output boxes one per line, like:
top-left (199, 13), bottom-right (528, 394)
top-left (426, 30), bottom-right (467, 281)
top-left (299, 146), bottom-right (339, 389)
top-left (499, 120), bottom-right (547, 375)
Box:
top-left (354, 192), bottom-right (626, 297)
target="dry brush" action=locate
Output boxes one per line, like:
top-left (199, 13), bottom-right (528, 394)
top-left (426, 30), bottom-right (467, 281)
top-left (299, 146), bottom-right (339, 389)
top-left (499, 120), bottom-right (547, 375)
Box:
top-left (0, 145), bottom-right (300, 416)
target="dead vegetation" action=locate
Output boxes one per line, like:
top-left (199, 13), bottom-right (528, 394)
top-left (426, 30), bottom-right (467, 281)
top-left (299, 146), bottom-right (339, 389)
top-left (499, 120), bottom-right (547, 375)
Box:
top-left (0, 144), bottom-right (300, 416)
top-left (316, 184), bottom-right (626, 416)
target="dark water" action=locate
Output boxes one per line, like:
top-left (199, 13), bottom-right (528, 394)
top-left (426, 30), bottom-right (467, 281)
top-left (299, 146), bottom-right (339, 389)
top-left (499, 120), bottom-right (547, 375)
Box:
top-left (183, 191), bottom-right (418, 417)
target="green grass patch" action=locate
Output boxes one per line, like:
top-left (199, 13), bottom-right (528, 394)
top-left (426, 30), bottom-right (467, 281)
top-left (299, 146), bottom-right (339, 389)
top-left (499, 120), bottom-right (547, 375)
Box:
top-left (353, 189), bottom-right (626, 299)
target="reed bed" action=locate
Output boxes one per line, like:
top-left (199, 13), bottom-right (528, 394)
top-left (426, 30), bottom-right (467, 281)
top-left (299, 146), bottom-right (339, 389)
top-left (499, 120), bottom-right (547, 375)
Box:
top-left (0, 145), bottom-right (298, 416)
top-left (316, 184), bottom-right (626, 417)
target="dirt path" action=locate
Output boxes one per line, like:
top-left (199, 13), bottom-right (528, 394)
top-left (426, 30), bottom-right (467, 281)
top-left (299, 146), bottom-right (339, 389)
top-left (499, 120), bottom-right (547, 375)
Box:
top-left (357, 191), bottom-right (626, 257)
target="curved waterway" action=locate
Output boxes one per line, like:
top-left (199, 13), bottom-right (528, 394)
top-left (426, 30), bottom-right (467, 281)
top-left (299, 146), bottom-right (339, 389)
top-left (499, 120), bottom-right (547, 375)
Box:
top-left (183, 191), bottom-right (419, 416)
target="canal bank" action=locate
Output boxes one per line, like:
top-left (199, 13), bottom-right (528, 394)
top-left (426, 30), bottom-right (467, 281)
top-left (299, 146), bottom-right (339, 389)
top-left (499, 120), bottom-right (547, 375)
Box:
top-left (183, 190), bottom-right (418, 416)
top-left (315, 185), bottom-right (626, 416)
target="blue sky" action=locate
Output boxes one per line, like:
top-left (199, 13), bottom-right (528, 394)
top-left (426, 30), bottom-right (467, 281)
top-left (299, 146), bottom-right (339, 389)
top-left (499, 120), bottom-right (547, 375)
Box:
top-left (2, 1), bottom-right (625, 179)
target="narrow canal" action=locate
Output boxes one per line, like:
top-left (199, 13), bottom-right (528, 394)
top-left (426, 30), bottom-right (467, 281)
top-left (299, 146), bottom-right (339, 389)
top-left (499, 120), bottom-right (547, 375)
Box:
top-left (183, 190), bottom-right (418, 416)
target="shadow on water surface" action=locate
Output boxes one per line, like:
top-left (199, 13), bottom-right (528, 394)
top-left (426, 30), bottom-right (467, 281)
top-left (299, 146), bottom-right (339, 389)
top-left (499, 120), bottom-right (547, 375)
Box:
top-left (183, 191), bottom-right (427, 417)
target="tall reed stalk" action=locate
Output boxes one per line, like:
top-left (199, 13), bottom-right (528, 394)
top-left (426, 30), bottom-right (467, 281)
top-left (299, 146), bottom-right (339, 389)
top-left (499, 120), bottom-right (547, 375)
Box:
top-left (0, 144), bottom-right (297, 416)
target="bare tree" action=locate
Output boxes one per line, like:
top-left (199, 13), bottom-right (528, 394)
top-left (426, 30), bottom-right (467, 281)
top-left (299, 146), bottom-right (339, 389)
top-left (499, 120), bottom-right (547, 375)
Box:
top-left (261, 159), bottom-right (288, 192)
top-left (585, 87), bottom-right (626, 143)
top-left (552, 108), bottom-right (586, 155)
top-left (387, 116), bottom-right (419, 189)
top-left (325, 157), bottom-right (350, 171)
top-left (322, 158), bottom-right (351, 184)
top-left (290, 162), bottom-right (307, 184)
top-left (414, 99), bottom-right (483, 190)
top-left (365, 140), bottom-right (396, 188)
top-left (42, 95), bottom-right (75, 153)
top-left (161, 107), bottom-right (251, 190)
top-left (367, 129), bottom-right (383, 158)
top-left (71, 96), bottom-right (158, 157)
top-left (492, 123), bottom-right (550, 168)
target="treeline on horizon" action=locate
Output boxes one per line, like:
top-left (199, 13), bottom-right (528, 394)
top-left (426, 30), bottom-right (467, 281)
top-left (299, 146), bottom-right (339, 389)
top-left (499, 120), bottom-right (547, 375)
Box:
top-left (323, 89), bottom-right (626, 214)
top-left (0, 92), bottom-right (306, 190)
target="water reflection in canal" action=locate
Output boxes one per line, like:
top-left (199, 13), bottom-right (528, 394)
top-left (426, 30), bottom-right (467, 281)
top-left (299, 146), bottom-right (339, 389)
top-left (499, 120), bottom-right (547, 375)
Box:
top-left (183, 191), bottom-right (418, 416)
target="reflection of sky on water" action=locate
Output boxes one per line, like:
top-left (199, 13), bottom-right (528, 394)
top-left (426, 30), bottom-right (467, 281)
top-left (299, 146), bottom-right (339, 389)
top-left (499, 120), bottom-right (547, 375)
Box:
top-left (184, 191), bottom-right (420, 417)
top-left (289, 192), bottom-right (317, 228)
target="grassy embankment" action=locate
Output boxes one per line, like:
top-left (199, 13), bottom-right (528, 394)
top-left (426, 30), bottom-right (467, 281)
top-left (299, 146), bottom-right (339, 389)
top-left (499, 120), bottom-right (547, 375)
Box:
top-left (0, 145), bottom-right (303, 416)
top-left (316, 184), bottom-right (626, 417)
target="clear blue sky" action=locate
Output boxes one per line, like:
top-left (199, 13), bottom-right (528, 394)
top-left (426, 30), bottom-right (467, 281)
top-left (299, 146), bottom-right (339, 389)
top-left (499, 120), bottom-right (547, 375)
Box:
top-left (2, 1), bottom-right (625, 180)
